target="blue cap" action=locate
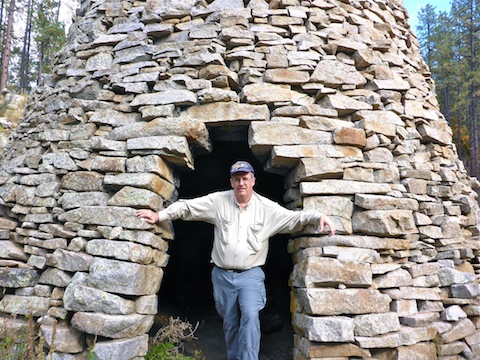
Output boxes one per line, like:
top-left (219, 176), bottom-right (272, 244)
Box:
top-left (230, 161), bottom-right (254, 176)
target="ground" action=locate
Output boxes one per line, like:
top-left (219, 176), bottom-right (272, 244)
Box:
top-left (157, 304), bottom-right (294, 360)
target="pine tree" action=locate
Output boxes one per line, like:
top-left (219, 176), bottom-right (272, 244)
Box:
top-left (0, 0), bottom-right (15, 92)
top-left (450, 0), bottom-right (480, 178)
top-left (416, 4), bottom-right (438, 66)
top-left (33, 0), bottom-right (65, 85)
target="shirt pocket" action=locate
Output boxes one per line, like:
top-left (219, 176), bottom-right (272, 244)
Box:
top-left (217, 215), bottom-right (232, 245)
top-left (247, 222), bottom-right (264, 252)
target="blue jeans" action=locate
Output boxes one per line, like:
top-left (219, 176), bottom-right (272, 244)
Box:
top-left (211, 266), bottom-right (267, 360)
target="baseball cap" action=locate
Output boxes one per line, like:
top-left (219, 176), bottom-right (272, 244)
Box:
top-left (230, 161), bottom-right (254, 176)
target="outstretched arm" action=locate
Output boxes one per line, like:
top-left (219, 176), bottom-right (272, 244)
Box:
top-left (136, 209), bottom-right (159, 224)
top-left (135, 193), bottom-right (219, 225)
top-left (320, 214), bottom-right (335, 236)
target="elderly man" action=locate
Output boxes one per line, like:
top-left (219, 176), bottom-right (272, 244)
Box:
top-left (136, 160), bottom-right (335, 360)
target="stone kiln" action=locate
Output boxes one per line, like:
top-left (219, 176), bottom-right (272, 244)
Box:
top-left (0, 0), bottom-right (479, 359)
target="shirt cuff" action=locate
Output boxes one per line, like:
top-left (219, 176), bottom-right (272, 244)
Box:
top-left (157, 210), bottom-right (169, 222)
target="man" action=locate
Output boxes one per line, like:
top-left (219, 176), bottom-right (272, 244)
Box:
top-left (136, 160), bottom-right (335, 360)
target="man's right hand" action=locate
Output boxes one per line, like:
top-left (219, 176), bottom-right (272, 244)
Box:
top-left (136, 209), bottom-right (159, 224)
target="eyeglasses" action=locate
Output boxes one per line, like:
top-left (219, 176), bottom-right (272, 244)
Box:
top-left (231, 175), bottom-right (254, 184)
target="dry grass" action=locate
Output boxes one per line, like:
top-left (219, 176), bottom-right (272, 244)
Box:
top-left (0, 314), bottom-right (48, 360)
top-left (0, 93), bottom-right (28, 126)
top-left (152, 316), bottom-right (200, 355)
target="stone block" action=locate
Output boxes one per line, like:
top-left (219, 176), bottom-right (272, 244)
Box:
top-left (0, 294), bottom-right (50, 316)
top-left (0, 241), bottom-right (27, 260)
top-left (355, 332), bottom-right (402, 348)
top-left (318, 94), bottom-right (372, 115)
top-left (355, 194), bottom-right (418, 211)
top-left (394, 342), bottom-right (437, 360)
top-left (59, 192), bottom-right (109, 210)
top-left (438, 267), bottom-right (475, 287)
top-left (441, 305), bottom-right (467, 322)
top-left (437, 341), bottom-right (467, 356)
top-left (38, 268), bottom-right (72, 287)
top-left (352, 209), bottom-right (417, 237)
top-left (58, 206), bottom-right (153, 230)
top-left (78, 156), bottom-right (126, 173)
top-left (450, 282), bottom-right (480, 299)
top-left (310, 59), bottom-right (366, 87)
top-left (295, 336), bottom-right (371, 358)
top-left (292, 257), bottom-right (372, 288)
top-left (440, 318), bottom-right (476, 343)
top-left (294, 314), bottom-right (354, 342)
top-left (126, 136), bottom-right (194, 170)
top-left (86, 239), bottom-right (159, 265)
top-left (249, 122), bottom-right (332, 157)
top-left (400, 312), bottom-right (440, 327)
top-left (240, 83), bottom-right (306, 104)
top-left (399, 326), bottom-right (436, 346)
top-left (300, 180), bottom-right (391, 195)
top-left (107, 186), bottom-right (164, 210)
top-left (41, 324), bottom-right (85, 353)
top-left (71, 312), bottom-right (154, 339)
top-left (88, 258), bottom-right (163, 296)
top-left (288, 158), bottom-right (343, 184)
top-left (135, 295), bottom-right (158, 315)
top-left (0, 267), bottom-right (39, 288)
top-left (64, 283), bottom-right (135, 315)
top-left (46, 249), bottom-right (94, 272)
top-left (323, 246), bottom-right (379, 263)
top-left (130, 90), bottom-right (196, 107)
top-left (61, 171), bottom-right (104, 192)
top-left (373, 268), bottom-right (413, 288)
top-left (265, 69), bottom-right (310, 84)
top-left (354, 312), bottom-right (400, 336)
top-left (297, 288), bottom-right (391, 315)
top-left (92, 335), bottom-right (149, 360)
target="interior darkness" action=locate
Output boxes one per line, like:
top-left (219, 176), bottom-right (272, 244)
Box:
top-left (157, 139), bottom-right (293, 358)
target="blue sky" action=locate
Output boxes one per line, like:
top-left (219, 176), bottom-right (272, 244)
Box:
top-left (402, 0), bottom-right (451, 30)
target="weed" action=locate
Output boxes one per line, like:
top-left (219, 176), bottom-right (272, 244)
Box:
top-left (0, 314), bottom-right (49, 360)
top-left (0, 335), bottom-right (27, 360)
top-left (146, 317), bottom-right (204, 360)
top-left (86, 335), bottom-right (98, 360)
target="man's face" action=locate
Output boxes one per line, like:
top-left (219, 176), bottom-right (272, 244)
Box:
top-left (230, 171), bottom-right (255, 200)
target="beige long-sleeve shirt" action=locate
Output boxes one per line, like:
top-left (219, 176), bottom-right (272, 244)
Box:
top-left (157, 190), bottom-right (322, 270)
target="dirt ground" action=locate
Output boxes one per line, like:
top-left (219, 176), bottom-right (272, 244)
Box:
top-left (176, 306), bottom-right (294, 360)
top-left (157, 308), bottom-right (293, 360)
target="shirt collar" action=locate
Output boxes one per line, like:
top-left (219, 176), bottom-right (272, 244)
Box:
top-left (234, 192), bottom-right (255, 209)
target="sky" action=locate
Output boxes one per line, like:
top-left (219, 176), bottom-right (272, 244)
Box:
top-left (58, 0), bottom-right (79, 32)
top-left (402, 0), bottom-right (452, 31)
top-left (56, 1), bottom-right (451, 35)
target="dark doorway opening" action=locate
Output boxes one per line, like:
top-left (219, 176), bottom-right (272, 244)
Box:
top-left (157, 139), bottom-right (294, 359)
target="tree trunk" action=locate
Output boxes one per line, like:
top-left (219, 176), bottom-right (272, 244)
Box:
top-left (468, 0), bottom-right (479, 178)
top-left (20, 0), bottom-right (33, 91)
top-left (0, 0), bottom-right (15, 92)
top-left (0, 0), bottom-right (5, 71)
top-left (37, 43), bottom-right (44, 85)
top-left (0, 0), bottom-right (6, 43)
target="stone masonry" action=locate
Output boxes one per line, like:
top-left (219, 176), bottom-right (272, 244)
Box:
top-left (0, 0), bottom-right (479, 359)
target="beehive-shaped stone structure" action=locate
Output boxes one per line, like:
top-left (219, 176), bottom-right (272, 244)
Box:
top-left (0, 0), bottom-right (479, 358)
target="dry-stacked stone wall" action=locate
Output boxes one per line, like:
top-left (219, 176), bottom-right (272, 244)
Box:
top-left (0, 0), bottom-right (479, 358)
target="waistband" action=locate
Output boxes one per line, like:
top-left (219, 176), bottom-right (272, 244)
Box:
top-left (215, 265), bottom-right (255, 273)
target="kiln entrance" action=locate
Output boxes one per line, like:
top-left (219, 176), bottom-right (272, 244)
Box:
top-left (157, 139), bottom-right (294, 359)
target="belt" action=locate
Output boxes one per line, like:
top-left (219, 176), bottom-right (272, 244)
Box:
top-left (216, 266), bottom-right (249, 273)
